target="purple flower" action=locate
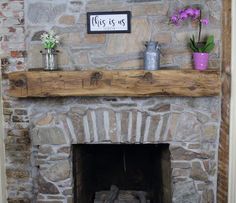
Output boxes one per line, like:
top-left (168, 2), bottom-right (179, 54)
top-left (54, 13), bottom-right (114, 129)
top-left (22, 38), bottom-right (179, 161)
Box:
top-left (170, 15), bottom-right (179, 25)
top-left (178, 9), bottom-right (185, 15)
top-left (179, 11), bottom-right (188, 20)
top-left (185, 8), bottom-right (195, 17)
top-left (200, 18), bottom-right (209, 25)
top-left (193, 9), bottom-right (201, 19)
top-left (169, 7), bottom-right (210, 44)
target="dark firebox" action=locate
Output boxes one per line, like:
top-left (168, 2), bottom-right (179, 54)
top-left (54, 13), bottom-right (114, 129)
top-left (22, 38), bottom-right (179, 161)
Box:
top-left (73, 144), bottom-right (171, 203)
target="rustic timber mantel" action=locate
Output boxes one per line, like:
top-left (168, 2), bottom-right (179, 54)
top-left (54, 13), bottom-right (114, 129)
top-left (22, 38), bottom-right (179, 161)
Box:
top-left (7, 70), bottom-right (221, 97)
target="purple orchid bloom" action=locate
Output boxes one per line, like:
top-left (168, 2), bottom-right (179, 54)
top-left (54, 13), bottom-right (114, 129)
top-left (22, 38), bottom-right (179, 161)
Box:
top-left (170, 15), bottom-right (179, 25)
top-left (185, 8), bottom-right (195, 17)
top-left (169, 7), bottom-right (210, 43)
top-left (193, 9), bottom-right (201, 19)
top-left (200, 19), bottom-right (209, 25)
top-left (178, 9), bottom-right (185, 15)
top-left (179, 11), bottom-right (188, 20)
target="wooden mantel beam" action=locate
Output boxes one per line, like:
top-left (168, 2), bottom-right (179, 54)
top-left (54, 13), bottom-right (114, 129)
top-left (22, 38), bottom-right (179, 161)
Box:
top-left (7, 70), bottom-right (221, 98)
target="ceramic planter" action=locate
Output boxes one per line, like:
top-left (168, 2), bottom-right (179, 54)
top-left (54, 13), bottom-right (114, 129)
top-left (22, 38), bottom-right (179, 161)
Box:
top-left (193, 52), bottom-right (209, 70)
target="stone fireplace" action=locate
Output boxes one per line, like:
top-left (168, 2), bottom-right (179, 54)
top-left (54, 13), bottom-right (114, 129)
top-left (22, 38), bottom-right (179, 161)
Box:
top-left (29, 97), bottom-right (220, 202)
top-left (0, 0), bottom-right (223, 202)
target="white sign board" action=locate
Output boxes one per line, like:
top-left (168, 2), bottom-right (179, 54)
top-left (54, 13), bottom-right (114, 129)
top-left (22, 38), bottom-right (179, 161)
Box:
top-left (87, 11), bottom-right (131, 34)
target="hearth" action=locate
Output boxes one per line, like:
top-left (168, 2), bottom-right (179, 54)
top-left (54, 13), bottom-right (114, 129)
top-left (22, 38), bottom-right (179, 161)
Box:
top-left (73, 144), bottom-right (171, 203)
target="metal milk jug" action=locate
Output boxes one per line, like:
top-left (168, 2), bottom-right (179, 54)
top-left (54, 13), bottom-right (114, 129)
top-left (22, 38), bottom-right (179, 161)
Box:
top-left (144, 41), bottom-right (160, 70)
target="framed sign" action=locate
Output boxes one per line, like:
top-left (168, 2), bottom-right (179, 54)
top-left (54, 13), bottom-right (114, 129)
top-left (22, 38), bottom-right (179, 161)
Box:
top-left (87, 11), bottom-right (131, 34)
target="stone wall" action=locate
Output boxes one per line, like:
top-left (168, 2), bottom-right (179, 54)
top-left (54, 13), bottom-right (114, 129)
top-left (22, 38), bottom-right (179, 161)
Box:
top-left (28, 97), bottom-right (220, 202)
top-left (26, 0), bottom-right (221, 70)
top-left (0, 0), bottom-right (33, 202)
top-left (0, 0), bottom-right (222, 202)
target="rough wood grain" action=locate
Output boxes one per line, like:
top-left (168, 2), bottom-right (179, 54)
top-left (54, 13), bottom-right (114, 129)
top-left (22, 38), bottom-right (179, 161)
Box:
top-left (7, 70), bottom-right (221, 98)
top-left (217, 0), bottom-right (231, 202)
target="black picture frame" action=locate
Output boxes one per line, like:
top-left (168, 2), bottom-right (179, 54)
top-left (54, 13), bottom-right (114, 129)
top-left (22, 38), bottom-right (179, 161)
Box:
top-left (87, 11), bottom-right (131, 34)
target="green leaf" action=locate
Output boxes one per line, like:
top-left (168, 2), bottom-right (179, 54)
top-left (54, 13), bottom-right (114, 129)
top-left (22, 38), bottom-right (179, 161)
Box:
top-left (203, 43), bottom-right (215, 53)
top-left (199, 47), bottom-right (203, 53)
top-left (192, 35), bottom-right (195, 43)
top-left (202, 35), bottom-right (215, 52)
top-left (189, 35), bottom-right (199, 52)
top-left (190, 38), bottom-right (196, 47)
top-left (206, 35), bottom-right (214, 46)
top-left (189, 42), bottom-right (198, 52)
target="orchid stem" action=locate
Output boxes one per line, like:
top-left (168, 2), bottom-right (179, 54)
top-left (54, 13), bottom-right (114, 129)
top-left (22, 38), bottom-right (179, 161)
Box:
top-left (198, 10), bottom-right (202, 43)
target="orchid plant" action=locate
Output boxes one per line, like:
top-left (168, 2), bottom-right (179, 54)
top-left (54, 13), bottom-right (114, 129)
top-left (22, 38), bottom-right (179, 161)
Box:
top-left (40, 30), bottom-right (59, 50)
top-left (170, 7), bottom-right (215, 53)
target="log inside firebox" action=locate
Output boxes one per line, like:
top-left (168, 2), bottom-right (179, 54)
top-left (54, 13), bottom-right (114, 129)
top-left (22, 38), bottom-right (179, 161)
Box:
top-left (94, 186), bottom-right (150, 203)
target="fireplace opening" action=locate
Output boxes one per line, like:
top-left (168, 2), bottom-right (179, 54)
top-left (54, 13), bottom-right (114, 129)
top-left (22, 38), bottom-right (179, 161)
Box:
top-left (73, 144), bottom-right (171, 203)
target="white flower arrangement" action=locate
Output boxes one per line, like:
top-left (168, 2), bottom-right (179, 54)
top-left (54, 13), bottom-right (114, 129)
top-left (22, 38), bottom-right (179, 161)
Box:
top-left (40, 30), bottom-right (59, 49)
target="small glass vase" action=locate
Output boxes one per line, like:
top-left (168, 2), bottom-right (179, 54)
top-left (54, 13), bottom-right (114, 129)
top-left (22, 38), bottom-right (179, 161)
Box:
top-left (41, 49), bottom-right (58, 71)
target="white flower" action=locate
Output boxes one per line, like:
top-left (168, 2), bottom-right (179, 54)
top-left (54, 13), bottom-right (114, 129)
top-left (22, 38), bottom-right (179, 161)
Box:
top-left (40, 30), bottom-right (60, 49)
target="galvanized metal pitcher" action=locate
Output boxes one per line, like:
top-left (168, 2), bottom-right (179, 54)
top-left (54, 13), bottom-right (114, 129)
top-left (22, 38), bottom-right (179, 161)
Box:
top-left (144, 41), bottom-right (160, 71)
top-left (41, 49), bottom-right (58, 71)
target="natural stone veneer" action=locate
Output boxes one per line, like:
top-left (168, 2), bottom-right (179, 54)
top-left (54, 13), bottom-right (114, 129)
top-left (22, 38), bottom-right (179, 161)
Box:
top-left (26, 0), bottom-right (222, 70)
top-left (27, 3), bottom-right (66, 24)
top-left (1, 0), bottom-right (222, 202)
top-left (32, 106), bottom-right (218, 145)
top-left (29, 97), bottom-right (220, 203)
